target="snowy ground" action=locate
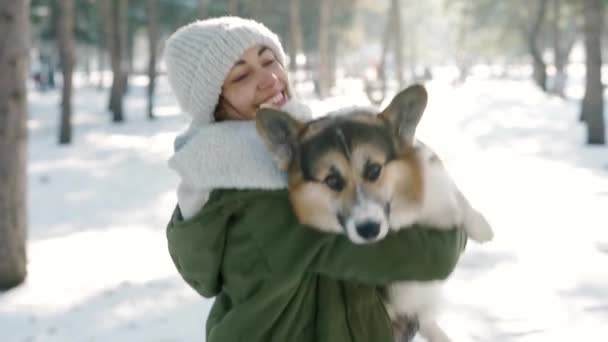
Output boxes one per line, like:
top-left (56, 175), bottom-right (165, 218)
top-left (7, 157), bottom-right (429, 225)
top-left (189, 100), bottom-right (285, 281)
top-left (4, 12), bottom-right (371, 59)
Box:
top-left (1, 73), bottom-right (607, 342)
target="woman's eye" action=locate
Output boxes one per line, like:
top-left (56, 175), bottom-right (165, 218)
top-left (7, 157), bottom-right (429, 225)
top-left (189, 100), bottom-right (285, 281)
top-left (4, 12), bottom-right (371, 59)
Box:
top-left (262, 59), bottom-right (275, 67)
top-left (324, 173), bottom-right (345, 192)
top-left (232, 73), bottom-right (249, 83)
top-left (364, 162), bottom-right (382, 181)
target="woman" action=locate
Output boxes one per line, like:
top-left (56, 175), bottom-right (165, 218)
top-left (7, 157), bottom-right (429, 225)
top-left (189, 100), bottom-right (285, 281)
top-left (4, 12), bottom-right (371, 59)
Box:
top-left (164, 16), bottom-right (466, 342)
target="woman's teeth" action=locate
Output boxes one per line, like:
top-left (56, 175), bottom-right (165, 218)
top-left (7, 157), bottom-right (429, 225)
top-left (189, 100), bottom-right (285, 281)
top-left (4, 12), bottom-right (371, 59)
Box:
top-left (264, 92), bottom-right (284, 106)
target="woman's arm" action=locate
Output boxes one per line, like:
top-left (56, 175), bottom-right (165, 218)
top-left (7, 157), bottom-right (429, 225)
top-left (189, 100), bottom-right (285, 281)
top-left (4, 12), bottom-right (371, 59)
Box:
top-left (167, 188), bottom-right (466, 297)
top-left (225, 189), bottom-right (466, 284)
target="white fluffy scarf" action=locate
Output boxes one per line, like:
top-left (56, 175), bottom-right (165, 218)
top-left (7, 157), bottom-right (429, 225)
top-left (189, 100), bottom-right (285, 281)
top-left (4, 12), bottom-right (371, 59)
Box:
top-left (168, 99), bottom-right (312, 219)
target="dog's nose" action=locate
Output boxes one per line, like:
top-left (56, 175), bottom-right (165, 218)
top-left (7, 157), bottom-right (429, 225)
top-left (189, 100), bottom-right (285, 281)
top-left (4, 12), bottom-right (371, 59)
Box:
top-left (356, 221), bottom-right (380, 240)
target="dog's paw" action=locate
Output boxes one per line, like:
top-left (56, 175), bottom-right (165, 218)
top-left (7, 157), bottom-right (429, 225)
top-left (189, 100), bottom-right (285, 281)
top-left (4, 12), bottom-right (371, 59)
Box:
top-left (465, 211), bottom-right (494, 243)
top-left (471, 226), bottom-right (494, 243)
top-left (389, 208), bottom-right (419, 230)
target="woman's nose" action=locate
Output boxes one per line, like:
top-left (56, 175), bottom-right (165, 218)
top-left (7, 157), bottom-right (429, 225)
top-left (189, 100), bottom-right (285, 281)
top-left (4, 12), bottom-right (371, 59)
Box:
top-left (257, 69), bottom-right (278, 90)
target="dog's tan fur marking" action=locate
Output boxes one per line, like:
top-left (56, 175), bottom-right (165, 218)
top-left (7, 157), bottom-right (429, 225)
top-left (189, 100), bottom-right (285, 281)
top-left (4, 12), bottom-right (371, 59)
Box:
top-left (290, 180), bottom-right (342, 233)
top-left (397, 145), bottom-right (425, 203)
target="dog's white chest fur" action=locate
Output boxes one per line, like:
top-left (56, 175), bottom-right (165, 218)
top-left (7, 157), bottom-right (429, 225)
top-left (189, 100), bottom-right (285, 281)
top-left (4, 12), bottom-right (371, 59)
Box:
top-left (387, 143), bottom-right (493, 342)
top-left (390, 143), bottom-right (493, 242)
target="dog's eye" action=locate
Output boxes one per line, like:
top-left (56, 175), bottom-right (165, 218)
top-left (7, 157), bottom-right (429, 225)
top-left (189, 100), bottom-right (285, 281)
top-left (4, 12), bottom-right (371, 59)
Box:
top-left (364, 163), bottom-right (382, 181)
top-left (324, 174), bottom-right (345, 192)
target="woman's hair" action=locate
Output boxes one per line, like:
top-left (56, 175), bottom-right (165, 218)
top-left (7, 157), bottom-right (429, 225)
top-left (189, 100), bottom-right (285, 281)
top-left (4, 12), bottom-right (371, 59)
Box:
top-left (213, 99), bottom-right (226, 122)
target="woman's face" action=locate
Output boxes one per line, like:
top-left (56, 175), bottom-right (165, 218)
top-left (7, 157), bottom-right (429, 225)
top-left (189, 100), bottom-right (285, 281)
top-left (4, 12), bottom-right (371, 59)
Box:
top-left (218, 45), bottom-right (289, 120)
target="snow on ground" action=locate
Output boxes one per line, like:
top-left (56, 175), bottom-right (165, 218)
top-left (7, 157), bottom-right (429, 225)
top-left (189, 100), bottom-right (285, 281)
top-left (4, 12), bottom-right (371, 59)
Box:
top-left (0, 74), bottom-right (607, 342)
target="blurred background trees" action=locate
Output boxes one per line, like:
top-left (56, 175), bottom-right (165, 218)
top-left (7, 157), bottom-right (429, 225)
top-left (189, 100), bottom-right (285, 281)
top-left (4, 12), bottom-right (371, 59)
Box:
top-left (20, 0), bottom-right (608, 145)
top-left (1, 0), bottom-right (607, 291)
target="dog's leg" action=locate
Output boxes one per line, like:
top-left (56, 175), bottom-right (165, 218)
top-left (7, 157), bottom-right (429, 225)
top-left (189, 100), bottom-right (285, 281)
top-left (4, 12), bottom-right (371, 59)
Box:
top-left (456, 189), bottom-right (494, 243)
top-left (392, 315), bottom-right (419, 342)
top-left (418, 318), bottom-right (451, 342)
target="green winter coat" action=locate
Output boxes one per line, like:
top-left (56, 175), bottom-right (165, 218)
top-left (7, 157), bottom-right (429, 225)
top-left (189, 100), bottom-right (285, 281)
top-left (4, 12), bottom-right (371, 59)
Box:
top-left (166, 188), bottom-right (467, 342)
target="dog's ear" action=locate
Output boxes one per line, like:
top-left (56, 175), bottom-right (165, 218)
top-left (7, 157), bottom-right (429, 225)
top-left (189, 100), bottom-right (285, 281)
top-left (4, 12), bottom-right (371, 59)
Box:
top-left (256, 108), bottom-right (303, 170)
top-left (379, 84), bottom-right (427, 145)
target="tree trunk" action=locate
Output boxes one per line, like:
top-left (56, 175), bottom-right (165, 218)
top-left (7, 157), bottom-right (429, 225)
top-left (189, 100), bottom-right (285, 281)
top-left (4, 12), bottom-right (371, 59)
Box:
top-left (146, 0), bottom-right (158, 120)
top-left (97, 0), bottom-right (108, 90)
top-left (198, 0), bottom-right (208, 19)
top-left (365, 6), bottom-right (393, 106)
top-left (453, 4), bottom-right (472, 85)
top-left (529, 0), bottom-right (549, 91)
top-left (378, 7), bottom-right (393, 82)
top-left (228, 0), bottom-right (238, 15)
top-left (551, 0), bottom-right (576, 97)
top-left (317, 0), bottom-right (334, 99)
top-left (101, 0), bottom-right (116, 111)
top-left (288, 0), bottom-right (303, 73)
top-left (392, 0), bottom-right (404, 89)
top-left (58, 0), bottom-right (75, 144)
top-left (104, 0), bottom-right (118, 114)
top-left (0, 0), bottom-right (29, 290)
top-left (119, 0), bottom-right (129, 96)
top-left (97, 41), bottom-right (105, 90)
top-left (108, 0), bottom-right (127, 122)
top-left (329, 30), bottom-right (338, 91)
top-left (581, 0), bottom-right (605, 144)
top-left (83, 46), bottom-right (92, 85)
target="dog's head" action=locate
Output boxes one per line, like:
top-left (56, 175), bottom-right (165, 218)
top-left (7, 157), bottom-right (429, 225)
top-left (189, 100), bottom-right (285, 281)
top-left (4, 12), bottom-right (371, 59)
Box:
top-left (256, 85), bottom-right (428, 243)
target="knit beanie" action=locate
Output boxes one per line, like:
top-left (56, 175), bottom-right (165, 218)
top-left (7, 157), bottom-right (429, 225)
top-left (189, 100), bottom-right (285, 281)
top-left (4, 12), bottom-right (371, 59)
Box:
top-left (164, 16), bottom-right (288, 124)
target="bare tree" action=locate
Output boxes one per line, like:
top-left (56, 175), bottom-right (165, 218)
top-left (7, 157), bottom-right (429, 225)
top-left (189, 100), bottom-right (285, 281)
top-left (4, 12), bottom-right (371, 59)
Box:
top-left (317, 0), bottom-right (334, 98)
top-left (0, 0), bottom-right (29, 290)
top-left (118, 0), bottom-right (129, 104)
top-left (107, 0), bottom-right (128, 122)
top-left (103, 1), bottom-right (118, 113)
top-left (146, 0), bottom-right (159, 120)
top-left (365, 4), bottom-right (394, 105)
top-left (392, 0), bottom-right (404, 89)
top-left (288, 0), bottom-right (303, 72)
top-left (98, 0), bottom-right (111, 90)
top-left (452, 2), bottom-right (473, 85)
top-left (228, 0), bottom-right (238, 15)
top-left (528, 0), bottom-right (549, 91)
top-left (96, 42), bottom-right (106, 90)
top-left (57, 0), bottom-right (75, 144)
top-left (581, 0), bottom-right (605, 144)
top-left (550, 0), bottom-right (577, 97)
top-left (198, 0), bottom-right (208, 19)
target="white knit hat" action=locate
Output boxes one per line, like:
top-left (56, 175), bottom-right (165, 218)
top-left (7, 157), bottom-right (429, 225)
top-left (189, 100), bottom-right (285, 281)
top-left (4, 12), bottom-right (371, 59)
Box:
top-left (164, 16), bottom-right (288, 124)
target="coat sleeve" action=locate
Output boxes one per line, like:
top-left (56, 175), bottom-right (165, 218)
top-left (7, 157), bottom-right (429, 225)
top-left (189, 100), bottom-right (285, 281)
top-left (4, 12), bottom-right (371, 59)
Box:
top-left (165, 191), bottom-right (231, 298)
top-left (230, 190), bottom-right (467, 284)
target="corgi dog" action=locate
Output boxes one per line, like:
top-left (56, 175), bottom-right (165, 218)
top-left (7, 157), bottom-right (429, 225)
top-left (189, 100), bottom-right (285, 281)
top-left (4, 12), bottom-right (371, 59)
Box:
top-left (256, 85), bottom-right (493, 342)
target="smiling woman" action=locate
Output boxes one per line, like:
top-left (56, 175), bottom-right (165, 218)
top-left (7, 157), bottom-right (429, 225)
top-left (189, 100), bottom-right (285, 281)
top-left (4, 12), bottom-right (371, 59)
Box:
top-left (162, 16), bottom-right (466, 342)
